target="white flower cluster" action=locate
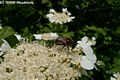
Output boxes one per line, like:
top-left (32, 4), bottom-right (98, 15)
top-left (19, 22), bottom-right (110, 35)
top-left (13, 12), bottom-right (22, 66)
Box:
top-left (73, 36), bottom-right (97, 70)
top-left (34, 33), bottom-right (59, 40)
top-left (0, 36), bottom-right (97, 80)
top-left (111, 72), bottom-right (120, 80)
top-left (0, 41), bottom-right (82, 80)
top-left (46, 8), bottom-right (75, 24)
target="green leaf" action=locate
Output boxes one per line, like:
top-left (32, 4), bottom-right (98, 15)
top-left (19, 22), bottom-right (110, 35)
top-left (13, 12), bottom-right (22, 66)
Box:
top-left (0, 26), bottom-right (19, 48)
top-left (42, 0), bottom-right (48, 4)
top-left (0, 26), bottom-right (16, 40)
top-left (43, 27), bottom-right (51, 33)
top-left (114, 3), bottom-right (120, 10)
top-left (115, 27), bottom-right (120, 34)
top-left (60, 32), bottom-right (74, 38)
top-left (47, 2), bottom-right (52, 7)
top-left (38, 11), bottom-right (43, 15)
top-left (85, 25), bottom-right (107, 36)
top-left (0, 40), bottom-right (3, 46)
top-left (5, 35), bottom-right (19, 48)
top-left (62, 25), bottom-right (68, 32)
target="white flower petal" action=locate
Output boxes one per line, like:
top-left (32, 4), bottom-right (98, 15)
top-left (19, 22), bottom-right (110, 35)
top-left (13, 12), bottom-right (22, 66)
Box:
top-left (67, 18), bottom-right (71, 22)
top-left (92, 37), bottom-right (96, 40)
top-left (67, 12), bottom-right (71, 15)
top-left (110, 77), bottom-right (116, 80)
top-left (71, 16), bottom-right (75, 19)
top-left (77, 41), bottom-right (86, 48)
top-left (83, 46), bottom-right (93, 55)
top-left (62, 8), bottom-right (67, 12)
top-left (1, 40), bottom-right (11, 53)
top-left (46, 14), bottom-right (53, 18)
top-left (82, 36), bottom-right (88, 43)
top-left (49, 18), bottom-right (55, 23)
top-left (14, 34), bottom-right (23, 41)
top-left (87, 41), bottom-right (92, 46)
top-left (49, 9), bottom-right (55, 13)
top-left (86, 54), bottom-right (97, 64)
top-left (77, 41), bottom-right (81, 44)
top-left (80, 56), bottom-right (95, 70)
top-left (34, 34), bottom-right (42, 40)
top-left (50, 33), bottom-right (59, 40)
top-left (59, 21), bottom-right (62, 24)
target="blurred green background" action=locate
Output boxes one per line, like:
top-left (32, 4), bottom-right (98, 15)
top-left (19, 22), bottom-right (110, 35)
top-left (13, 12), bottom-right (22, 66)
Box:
top-left (0, 0), bottom-right (120, 80)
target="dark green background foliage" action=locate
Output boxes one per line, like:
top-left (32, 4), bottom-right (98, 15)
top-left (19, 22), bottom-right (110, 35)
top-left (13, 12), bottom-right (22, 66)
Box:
top-left (0, 0), bottom-right (120, 80)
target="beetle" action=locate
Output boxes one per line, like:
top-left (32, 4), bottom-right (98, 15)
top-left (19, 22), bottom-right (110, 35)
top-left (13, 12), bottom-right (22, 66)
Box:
top-left (54, 36), bottom-right (76, 50)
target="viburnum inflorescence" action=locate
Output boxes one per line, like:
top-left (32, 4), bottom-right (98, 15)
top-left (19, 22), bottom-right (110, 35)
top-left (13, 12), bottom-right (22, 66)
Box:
top-left (0, 36), bottom-right (97, 80)
top-left (46, 8), bottom-right (75, 24)
top-left (0, 41), bottom-right (82, 80)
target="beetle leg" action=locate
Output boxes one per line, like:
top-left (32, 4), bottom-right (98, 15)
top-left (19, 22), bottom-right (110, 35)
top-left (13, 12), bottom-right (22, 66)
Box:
top-left (67, 45), bottom-right (69, 52)
top-left (62, 45), bottom-right (66, 48)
